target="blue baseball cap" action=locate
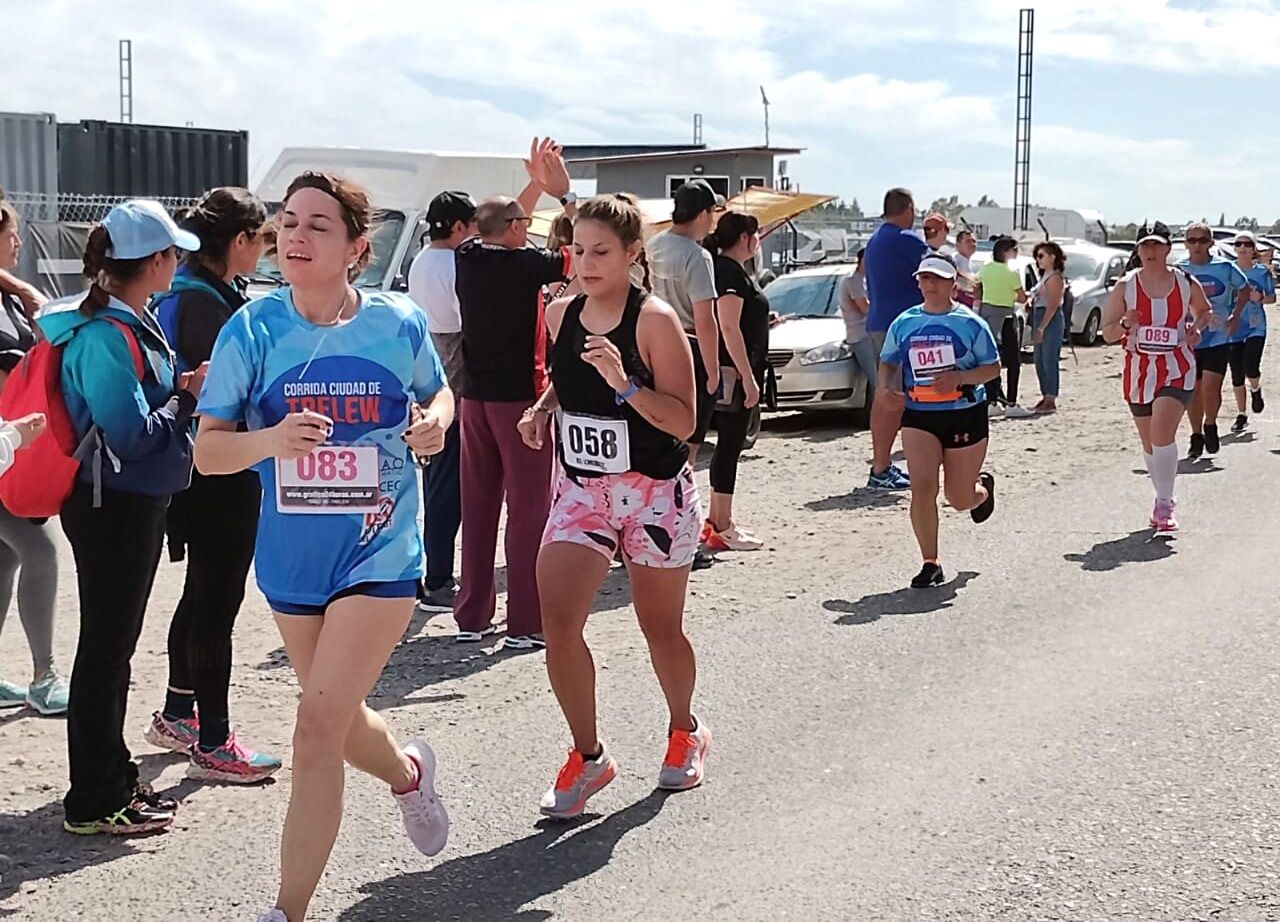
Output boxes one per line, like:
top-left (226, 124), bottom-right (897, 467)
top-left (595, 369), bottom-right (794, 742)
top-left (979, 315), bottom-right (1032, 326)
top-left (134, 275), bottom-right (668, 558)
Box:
top-left (103, 200), bottom-right (201, 259)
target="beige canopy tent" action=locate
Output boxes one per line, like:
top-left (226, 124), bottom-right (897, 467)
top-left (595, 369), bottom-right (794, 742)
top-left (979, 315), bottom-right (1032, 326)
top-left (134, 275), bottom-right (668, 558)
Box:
top-left (529, 186), bottom-right (836, 242)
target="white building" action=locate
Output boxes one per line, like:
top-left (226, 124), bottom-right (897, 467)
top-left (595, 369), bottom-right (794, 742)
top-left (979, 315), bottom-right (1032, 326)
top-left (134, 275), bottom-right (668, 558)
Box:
top-left (959, 206), bottom-right (1108, 246)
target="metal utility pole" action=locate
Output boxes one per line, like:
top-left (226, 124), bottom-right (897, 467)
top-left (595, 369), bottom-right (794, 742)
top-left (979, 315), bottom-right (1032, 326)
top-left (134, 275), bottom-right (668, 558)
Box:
top-left (760, 86), bottom-right (770, 147)
top-left (119, 39), bottom-right (134, 124)
top-left (693, 112), bottom-right (703, 145)
top-left (1013, 9), bottom-right (1034, 231)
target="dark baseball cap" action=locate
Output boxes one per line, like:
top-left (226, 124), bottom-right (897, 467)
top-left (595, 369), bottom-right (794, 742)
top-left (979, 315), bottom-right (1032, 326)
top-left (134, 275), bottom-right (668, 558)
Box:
top-left (672, 179), bottom-right (726, 222)
top-left (1137, 220), bottom-right (1172, 245)
top-left (426, 191), bottom-right (478, 231)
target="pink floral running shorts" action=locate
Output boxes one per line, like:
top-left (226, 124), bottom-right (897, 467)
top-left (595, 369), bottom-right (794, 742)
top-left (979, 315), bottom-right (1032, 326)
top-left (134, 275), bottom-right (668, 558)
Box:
top-left (541, 465), bottom-right (701, 569)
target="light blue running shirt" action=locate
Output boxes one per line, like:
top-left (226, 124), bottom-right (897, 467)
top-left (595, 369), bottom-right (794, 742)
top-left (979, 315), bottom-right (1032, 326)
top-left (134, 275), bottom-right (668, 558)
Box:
top-left (1176, 257), bottom-right (1248, 349)
top-left (199, 288), bottom-right (446, 607)
top-left (879, 304), bottom-right (999, 411)
top-left (1236, 264), bottom-right (1273, 341)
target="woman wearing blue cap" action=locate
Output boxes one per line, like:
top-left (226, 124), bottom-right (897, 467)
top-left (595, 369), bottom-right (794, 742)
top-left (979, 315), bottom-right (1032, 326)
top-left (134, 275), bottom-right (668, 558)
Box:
top-left (38, 199), bottom-right (205, 835)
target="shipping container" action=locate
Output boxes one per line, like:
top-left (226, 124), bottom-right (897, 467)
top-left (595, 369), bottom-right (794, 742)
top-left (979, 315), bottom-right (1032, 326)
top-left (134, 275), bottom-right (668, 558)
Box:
top-left (57, 119), bottom-right (249, 198)
top-left (0, 111), bottom-right (59, 202)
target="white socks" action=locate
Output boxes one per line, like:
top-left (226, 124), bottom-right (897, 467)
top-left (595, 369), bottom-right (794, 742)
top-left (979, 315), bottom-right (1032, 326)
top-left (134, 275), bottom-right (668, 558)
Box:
top-left (1148, 443), bottom-right (1178, 502)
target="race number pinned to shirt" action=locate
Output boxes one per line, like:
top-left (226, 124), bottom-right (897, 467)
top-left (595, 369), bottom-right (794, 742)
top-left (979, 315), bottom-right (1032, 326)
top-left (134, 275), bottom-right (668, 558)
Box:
top-left (559, 412), bottom-right (631, 474)
top-left (1136, 325), bottom-right (1178, 354)
top-left (907, 339), bottom-right (961, 402)
top-left (276, 445), bottom-right (381, 514)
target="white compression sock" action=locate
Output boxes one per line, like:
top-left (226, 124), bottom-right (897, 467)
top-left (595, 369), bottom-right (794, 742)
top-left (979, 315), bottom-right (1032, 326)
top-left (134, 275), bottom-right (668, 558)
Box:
top-left (1143, 451), bottom-right (1155, 497)
top-left (1151, 443), bottom-right (1178, 502)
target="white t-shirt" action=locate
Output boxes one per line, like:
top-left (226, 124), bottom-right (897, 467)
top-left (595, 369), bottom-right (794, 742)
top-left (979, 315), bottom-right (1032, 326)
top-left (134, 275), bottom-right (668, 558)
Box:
top-left (407, 247), bottom-right (461, 334)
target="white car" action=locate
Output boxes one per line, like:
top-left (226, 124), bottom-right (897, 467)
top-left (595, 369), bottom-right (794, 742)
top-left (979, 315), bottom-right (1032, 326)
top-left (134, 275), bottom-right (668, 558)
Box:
top-left (761, 265), bottom-right (870, 418)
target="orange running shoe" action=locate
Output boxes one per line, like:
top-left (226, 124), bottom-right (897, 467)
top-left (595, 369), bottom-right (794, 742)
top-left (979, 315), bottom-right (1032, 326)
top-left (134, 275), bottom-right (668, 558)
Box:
top-left (539, 744), bottom-right (618, 819)
top-left (658, 719), bottom-right (711, 791)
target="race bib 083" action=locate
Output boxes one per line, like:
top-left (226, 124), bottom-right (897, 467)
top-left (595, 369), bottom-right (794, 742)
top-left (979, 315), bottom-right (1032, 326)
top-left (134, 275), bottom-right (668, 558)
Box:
top-left (276, 445), bottom-right (381, 514)
top-left (559, 412), bottom-right (630, 474)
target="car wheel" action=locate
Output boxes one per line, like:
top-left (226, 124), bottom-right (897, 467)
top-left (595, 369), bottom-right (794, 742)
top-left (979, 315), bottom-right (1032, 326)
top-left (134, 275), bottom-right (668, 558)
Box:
top-left (742, 403), bottom-right (761, 450)
top-left (1075, 308), bottom-right (1101, 346)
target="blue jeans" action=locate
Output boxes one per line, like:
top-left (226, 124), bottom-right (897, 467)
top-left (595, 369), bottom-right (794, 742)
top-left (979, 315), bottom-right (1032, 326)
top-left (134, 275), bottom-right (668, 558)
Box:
top-left (848, 338), bottom-right (879, 404)
top-left (1032, 306), bottom-right (1065, 398)
top-left (422, 412), bottom-right (461, 591)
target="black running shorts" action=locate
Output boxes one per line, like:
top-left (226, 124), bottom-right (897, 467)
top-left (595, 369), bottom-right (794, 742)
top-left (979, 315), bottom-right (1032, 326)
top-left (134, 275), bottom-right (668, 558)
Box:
top-left (1195, 344), bottom-right (1230, 378)
top-left (901, 403), bottom-right (989, 450)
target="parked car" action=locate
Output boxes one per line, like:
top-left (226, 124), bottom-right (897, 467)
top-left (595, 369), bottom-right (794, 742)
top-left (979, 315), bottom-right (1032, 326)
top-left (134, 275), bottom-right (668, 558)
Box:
top-left (761, 264), bottom-right (870, 418)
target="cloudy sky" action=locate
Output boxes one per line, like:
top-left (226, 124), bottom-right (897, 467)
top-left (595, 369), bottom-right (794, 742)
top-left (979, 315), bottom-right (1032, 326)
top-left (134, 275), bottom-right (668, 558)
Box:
top-left (4, 0), bottom-right (1278, 224)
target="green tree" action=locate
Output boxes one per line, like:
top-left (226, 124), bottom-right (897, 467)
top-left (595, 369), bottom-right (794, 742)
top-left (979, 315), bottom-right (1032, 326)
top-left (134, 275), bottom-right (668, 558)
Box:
top-left (848, 198), bottom-right (864, 219)
top-left (977, 194), bottom-right (999, 208)
top-left (1219, 212), bottom-right (1227, 226)
top-left (927, 194), bottom-right (965, 222)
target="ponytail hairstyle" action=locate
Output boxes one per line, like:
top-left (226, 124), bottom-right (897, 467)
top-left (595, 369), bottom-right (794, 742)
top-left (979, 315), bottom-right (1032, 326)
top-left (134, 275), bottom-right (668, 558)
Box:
top-left (176, 187), bottom-right (266, 277)
top-left (576, 192), bottom-right (650, 289)
top-left (702, 210), bottom-right (760, 257)
top-left (547, 214), bottom-right (574, 251)
top-left (80, 225), bottom-right (151, 316)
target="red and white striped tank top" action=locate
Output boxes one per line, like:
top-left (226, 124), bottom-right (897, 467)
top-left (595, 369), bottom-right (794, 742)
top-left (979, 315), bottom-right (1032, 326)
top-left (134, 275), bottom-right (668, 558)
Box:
top-left (1122, 269), bottom-right (1197, 404)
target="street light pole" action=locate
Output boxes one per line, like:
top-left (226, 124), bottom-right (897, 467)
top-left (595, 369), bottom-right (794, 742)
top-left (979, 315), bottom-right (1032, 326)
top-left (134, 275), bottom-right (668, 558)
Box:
top-left (760, 86), bottom-right (770, 147)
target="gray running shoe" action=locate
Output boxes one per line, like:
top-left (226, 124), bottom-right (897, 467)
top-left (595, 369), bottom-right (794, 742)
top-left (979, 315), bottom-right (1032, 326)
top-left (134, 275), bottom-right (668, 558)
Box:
top-left (540, 744), bottom-right (618, 819)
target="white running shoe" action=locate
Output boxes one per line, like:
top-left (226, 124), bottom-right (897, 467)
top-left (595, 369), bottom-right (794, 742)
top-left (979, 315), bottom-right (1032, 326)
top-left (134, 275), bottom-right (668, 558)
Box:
top-left (1004, 404), bottom-right (1036, 419)
top-left (258, 910), bottom-right (288, 922)
top-left (988, 404), bottom-right (1006, 418)
top-left (394, 739), bottom-right (450, 856)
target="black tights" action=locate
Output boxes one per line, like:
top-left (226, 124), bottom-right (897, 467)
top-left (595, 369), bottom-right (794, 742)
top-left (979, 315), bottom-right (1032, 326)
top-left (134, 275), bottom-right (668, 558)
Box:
top-left (987, 314), bottom-right (1021, 406)
top-left (165, 469), bottom-right (260, 750)
top-left (710, 407), bottom-right (752, 495)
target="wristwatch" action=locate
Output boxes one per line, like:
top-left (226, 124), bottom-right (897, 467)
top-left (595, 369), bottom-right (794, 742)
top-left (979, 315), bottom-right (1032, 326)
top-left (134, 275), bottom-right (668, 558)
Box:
top-left (615, 377), bottom-right (641, 405)
top-left (560, 192), bottom-right (578, 206)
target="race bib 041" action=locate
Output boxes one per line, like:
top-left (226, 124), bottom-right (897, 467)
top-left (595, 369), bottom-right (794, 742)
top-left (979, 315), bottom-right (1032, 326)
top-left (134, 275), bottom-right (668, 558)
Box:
top-left (276, 445), bottom-right (381, 514)
top-left (908, 341), bottom-right (957, 375)
top-left (559, 412), bottom-right (630, 475)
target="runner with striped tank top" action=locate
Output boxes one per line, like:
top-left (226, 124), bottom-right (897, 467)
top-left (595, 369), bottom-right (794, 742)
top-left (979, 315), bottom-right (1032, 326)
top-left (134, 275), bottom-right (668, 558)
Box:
top-left (1101, 222), bottom-right (1211, 533)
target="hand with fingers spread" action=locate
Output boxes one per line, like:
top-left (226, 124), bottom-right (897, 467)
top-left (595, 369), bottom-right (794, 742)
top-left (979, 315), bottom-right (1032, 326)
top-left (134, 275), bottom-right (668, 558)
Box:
top-left (271, 409), bottom-right (331, 460)
top-left (523, 137), bottom-right (571, 200)
top-left (581, 334), bottom-right (629, 393)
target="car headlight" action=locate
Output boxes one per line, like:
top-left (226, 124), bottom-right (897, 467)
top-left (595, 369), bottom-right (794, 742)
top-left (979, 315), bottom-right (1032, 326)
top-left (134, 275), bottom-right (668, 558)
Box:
top-left (798, 341), bottom-right (853, 366)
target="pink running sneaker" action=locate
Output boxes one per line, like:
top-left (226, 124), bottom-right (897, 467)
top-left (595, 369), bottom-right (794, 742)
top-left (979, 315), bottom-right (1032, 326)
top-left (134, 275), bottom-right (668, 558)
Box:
top-left (144, 711), bottom-right (199, 753)
top-left (187, 734), bottom-right (282, 784)
top-left (394, 739), bottom-right (450, 856)
top-left (1152, 499), bottom-right (1179, 534)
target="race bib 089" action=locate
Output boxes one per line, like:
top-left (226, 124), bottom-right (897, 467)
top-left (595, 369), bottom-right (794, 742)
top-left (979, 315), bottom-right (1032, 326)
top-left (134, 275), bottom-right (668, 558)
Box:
top-left (1136, 325), bottom-right (1178, 354)
top-left (559, 412), bottom-right (630, 474)
top-left (276, 445), bottom-right (381, 514)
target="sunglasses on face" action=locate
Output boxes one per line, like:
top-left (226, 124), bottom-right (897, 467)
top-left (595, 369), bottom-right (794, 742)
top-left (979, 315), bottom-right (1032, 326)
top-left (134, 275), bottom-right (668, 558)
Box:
top-left (506, 216), bottom-right (533, 226)
top-left (1186, 237), bottom-right (1212, 244)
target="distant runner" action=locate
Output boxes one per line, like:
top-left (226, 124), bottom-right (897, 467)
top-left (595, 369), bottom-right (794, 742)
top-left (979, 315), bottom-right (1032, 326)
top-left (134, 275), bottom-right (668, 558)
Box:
top-left (1176, 222), bottom-right (1249, 459)
top-left (1101, 222), bottom-right (1211, 533)
top-left (1226, 230), bottom-right (1274, 433)
top-left (877, 254), bottom-right (999, 589)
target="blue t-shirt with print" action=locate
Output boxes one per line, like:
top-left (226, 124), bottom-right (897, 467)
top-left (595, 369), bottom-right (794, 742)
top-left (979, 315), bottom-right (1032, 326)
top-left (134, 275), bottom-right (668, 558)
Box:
top-left (865, 222), bottom-right (928, 332)
top-left (879, 304), bottom-right (999, 411)
top-left (1236, 264), bottom-right (1273, 340)
top-left (198, 288), bottom-right (447, 607)
top-left (1176, 257), bottom-right (1248, 349)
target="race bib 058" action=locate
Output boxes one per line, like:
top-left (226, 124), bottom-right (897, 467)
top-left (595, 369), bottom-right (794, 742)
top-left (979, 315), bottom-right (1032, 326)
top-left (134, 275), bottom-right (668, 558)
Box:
top-left (559, 412), bottom-right (630, 474)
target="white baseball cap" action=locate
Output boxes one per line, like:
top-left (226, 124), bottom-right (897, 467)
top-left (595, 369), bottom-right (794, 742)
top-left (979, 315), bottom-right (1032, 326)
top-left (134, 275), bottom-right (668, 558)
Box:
top-left (103, 199), bottom-right (201, 259)
top-left (914, 254), bottom-right (959, 280)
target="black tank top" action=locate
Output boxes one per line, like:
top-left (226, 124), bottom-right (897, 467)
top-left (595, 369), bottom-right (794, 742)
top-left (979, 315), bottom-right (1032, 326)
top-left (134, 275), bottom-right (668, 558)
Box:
top-left (551, 286), bottom-right (687, 480)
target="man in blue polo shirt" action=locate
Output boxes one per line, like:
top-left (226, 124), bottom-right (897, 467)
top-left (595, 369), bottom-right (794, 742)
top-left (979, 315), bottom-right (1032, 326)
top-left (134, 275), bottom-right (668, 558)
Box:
top-left (863, 187), bottom-right (926, 489)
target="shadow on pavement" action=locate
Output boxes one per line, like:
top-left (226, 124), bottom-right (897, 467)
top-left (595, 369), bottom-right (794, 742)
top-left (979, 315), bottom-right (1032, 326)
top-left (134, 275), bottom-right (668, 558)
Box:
top-left (1222, 431), bottom-right (1256, 445)
top-left (1064, 530), bottom-right (1175, 572)
top-left (1129, 460), bottom-right (1222, 476)
top-left (0, 800), bottom-right (139, 915)
top-left (338, 789), bottom-right (671, 922)
top-left (805, 490), bottom-right (905, 512)
top-left (824, 571), bottom-right (979, 626)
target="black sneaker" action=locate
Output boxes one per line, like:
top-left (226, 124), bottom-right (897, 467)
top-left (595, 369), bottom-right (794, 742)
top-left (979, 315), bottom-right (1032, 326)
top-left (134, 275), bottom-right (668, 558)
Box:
top-left (1253, 388), bottom-right (1265, 413)
top-left (134, 780), bottom-right (178, 813)
top-left (970, 472), bottom-right (996, 524)
top-left (64, 798), bottom-right (174, 836)
top-left (416, 582), bottom-right (457, 614)
top-left (1203, 424), bottom-right (1220, 455)
top-left (910, 562), bottom-right (946, 589)
top-left (1188, 432), bottom-right (1204, 461)
top-left (1231, 414), bottom-right (1248, 434)
top-left (691, 546), bottom-right (716, 571)
top-left (503, 633), bottom-right (546, 651)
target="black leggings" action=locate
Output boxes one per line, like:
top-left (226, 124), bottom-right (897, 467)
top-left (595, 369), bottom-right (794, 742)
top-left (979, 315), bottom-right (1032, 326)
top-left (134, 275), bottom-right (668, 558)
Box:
top-left (1229, 337), bottom-right (1265, 387)
top-left (710, 406), bottom-right (752, 495)
top-left (61, 483), bottom-right (167, 823)
top-left (165, 469), bottom-right (260, 749)
top-left (987, 315), bottom-right (1021, 406)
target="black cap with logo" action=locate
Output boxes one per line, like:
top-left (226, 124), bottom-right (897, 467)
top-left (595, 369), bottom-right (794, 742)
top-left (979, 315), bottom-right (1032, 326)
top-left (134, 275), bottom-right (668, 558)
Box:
top-left (427, 191), bottom-right (478, 232)
top-left (672, 179), bottom-right (727, 224)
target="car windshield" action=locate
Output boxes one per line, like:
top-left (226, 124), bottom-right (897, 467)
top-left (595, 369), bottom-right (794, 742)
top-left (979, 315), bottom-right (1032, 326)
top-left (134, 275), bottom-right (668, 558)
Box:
top-left (765, 272), bottom-right (843, 318)
top-left (249, 209), bottom-right (407, 290)
top-left (1064, 255), bottom-right (1102, 280)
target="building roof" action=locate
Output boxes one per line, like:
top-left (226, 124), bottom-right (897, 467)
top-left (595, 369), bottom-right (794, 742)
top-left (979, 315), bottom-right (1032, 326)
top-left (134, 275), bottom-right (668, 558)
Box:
top-left (562, 144), bottom-right (706, 160)
top-left (568, 145), bottom-right (803, 164)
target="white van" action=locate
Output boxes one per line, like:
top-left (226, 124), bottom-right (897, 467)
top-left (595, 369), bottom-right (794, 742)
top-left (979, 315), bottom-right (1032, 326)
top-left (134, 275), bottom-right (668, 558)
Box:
top-left (251, 147), bottom-right (551, 293)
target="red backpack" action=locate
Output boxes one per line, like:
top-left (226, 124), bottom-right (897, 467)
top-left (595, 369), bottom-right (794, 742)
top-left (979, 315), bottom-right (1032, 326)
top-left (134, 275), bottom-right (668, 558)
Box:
top-left (0, 317), bottom-right (145, 517)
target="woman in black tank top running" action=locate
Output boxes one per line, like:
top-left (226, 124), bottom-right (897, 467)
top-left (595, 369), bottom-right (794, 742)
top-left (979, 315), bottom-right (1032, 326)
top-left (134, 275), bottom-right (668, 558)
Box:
top-left (516, 193), bottom-right (712, 819)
